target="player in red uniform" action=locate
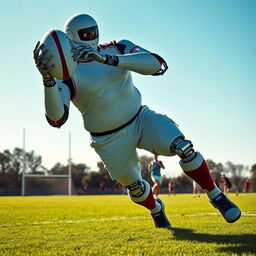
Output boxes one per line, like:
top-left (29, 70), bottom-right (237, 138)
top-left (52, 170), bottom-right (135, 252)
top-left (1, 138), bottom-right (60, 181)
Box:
top-left (243, 178), bottom-right (250, 193)
top-left (221, 173), bottom-right (232, 194)
top-left (168, 179), bottom-right (175, 196)
top-left (33, 13), bottom-right (241, 228)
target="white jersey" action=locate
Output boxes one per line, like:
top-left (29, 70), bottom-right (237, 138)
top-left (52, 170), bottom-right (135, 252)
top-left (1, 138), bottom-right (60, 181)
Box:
top-left (44, 39), bottom-right (167, 133)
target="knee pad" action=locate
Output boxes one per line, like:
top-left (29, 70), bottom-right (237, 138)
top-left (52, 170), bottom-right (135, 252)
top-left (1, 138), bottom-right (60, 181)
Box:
top-left (170, 136), bottom-right (196, 162)
top-left (127, 180), bottom-right (151, 203)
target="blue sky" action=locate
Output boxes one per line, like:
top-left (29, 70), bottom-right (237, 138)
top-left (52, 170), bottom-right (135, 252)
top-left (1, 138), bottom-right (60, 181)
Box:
top-left (0, 0), bottom-right (255, 177)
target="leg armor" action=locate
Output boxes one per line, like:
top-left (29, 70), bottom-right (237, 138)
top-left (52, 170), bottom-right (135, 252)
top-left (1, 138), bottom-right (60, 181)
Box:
top-left (170, 136), bottom-right (196, 162)
top-left (127, 180), bottom-right (147, 199)
top-left (127, 180), bottom-right (171, 227)
top-left (126, 179), bottom-right (156, 210)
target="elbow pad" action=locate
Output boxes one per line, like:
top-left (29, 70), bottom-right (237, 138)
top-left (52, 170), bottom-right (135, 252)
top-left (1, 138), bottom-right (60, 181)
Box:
top-left (45, 104), bottom-right (69, 128)
top-left (150, 53), bottom-right (168, 76)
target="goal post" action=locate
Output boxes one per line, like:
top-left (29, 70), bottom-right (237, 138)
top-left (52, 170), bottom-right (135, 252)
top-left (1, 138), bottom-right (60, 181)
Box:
top-left (22, 174), bottom-right (74, 196)
top-left (22, 129), bottom-right (73, 196)
top-left (68, 132), bottom-right (72, 196)
top-left (21, 128), bottom-right (26, 196)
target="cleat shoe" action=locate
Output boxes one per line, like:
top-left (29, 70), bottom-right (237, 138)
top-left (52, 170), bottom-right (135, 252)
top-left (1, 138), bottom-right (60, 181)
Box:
top-left (210, 192), bottom-right (241, 223)
top-left (151, 198), bottom-right (171, 229)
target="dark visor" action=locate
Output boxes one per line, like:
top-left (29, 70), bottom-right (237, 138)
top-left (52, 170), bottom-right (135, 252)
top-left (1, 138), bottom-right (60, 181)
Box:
top-left (77, 26), bottom-right (98, 41)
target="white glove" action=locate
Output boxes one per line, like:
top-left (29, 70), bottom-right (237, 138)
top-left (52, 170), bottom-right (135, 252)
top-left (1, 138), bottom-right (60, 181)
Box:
top-left (71, 41), bottom-right (105, 62)
top-left (33, 41), bottom-right (55, 86)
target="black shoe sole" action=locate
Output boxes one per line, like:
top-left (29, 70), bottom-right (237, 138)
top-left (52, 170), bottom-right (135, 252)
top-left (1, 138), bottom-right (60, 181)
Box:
top-left (151, 198), bottom-right (171, 229)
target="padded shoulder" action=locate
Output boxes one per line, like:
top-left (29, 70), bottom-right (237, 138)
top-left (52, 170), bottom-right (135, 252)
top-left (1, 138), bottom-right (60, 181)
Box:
top-left (116, 39), bottom-right (140, 54)
top-left (117, 39), bottom-right (152, 54)
top-left (99, 39), bottom-right (141, 55)
top-left (98, 40), bottom-right (125, 54)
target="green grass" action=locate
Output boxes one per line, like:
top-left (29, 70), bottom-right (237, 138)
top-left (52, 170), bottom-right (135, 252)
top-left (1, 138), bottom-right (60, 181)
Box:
top-left (0, 193), bottom-right (255, 256)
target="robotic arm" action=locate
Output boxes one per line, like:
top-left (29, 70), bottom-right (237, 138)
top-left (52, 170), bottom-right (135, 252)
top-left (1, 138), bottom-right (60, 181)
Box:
top-left (116, 52), bottom-right (167, 75)
top-left (72, 40), bottom-right (168, 75)
top-left (44, 81), bottom-right (71, 128)
top-left (33, 42), bottom-right (71, 128)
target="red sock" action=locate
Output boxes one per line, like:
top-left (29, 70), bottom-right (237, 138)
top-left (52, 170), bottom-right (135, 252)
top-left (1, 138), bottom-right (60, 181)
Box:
top-left (180, 152), bottom-right (215, 191)
top-left (185, 159), bottom-right (215, 191)
top-left (135, 188), bottom-right (156, 210)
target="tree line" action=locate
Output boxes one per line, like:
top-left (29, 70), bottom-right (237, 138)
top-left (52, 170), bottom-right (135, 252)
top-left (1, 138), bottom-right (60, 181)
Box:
top-left (0, 148), bottom-right (255, 195)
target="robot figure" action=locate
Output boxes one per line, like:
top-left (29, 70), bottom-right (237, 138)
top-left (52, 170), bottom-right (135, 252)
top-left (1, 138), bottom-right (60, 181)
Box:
top-left (33, 14), bottom-right (241, 228)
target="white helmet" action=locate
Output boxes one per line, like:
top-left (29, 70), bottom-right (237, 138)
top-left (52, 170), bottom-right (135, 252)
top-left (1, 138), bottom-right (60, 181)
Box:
top-left (64, 14), bottom-right (99, 49)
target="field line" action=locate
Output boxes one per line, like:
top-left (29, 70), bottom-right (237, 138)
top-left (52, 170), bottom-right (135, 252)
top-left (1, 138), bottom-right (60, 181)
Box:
top-left (1, 212), bottom-right (255, 228)
top-left (0, 216), bottom-right (149, 227)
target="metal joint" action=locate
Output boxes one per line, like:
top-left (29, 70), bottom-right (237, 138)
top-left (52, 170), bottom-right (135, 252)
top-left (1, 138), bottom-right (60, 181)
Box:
top-left (170, 137), bottom-right (196, 162)
top-left (127, 180), bottom-right (146, 198)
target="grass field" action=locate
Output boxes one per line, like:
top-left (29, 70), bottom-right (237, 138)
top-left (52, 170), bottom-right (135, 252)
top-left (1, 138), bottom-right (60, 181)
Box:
top-left (0, 193), bottom-right (255, 256)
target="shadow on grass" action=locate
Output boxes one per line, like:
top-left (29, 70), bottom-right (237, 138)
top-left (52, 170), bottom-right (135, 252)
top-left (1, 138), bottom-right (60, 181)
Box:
top-left (171, 227), bottom-right (256, 254)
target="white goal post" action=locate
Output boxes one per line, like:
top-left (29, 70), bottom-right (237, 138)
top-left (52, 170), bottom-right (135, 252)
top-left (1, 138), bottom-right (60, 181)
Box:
top-left (21, 129), bottom-right (73, 196)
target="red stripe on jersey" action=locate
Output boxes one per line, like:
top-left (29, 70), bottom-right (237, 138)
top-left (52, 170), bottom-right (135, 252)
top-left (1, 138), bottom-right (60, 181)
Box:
top-left (45, 104), bottom-right (69, 128)
top-left (51, 30), bottom-right (70, 79)
top-left (46, 114), bottom-right (66, 127)
top-left (62, 77), bottom-right (76, 100)
top-left (130, 46), bottom-right (140, 53)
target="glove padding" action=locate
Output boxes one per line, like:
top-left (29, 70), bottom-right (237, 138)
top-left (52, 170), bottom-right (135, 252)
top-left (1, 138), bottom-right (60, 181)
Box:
top-left (33, 41), bottom-right (55, 86)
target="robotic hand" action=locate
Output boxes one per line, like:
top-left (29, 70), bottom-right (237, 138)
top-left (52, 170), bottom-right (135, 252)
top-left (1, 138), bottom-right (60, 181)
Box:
top-left (33, 41), bottom-right (56, 87)
top-left (71, 41), bottom-right (119, 66)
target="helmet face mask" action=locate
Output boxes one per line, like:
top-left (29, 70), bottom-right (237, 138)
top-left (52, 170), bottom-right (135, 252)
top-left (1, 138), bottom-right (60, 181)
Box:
top-left (77, 26), bottom-right (99, 41)
top-left (64, 14), bottom-right (99, 49)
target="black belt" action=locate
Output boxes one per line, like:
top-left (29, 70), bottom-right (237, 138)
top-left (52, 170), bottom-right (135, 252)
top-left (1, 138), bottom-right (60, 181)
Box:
top-left (90, 106), bottom-right (142, 136)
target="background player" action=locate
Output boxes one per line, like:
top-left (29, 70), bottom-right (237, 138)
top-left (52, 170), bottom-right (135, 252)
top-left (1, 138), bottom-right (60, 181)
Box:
top-left (33, 13), bottom-right (241, 228)
top-left (193, 180), bottom-right (201, 198)
top-left (168, 179), bottom-right (175, 196)
top-left (221, 173), bottom-right (232, 194)
top-left (148, 154), bottom-right (165, 197)
top-left (243, 178), bottom-right (250, 193)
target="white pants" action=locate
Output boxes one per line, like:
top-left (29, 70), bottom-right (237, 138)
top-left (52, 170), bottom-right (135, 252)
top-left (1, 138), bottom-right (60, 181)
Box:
top-left (90, 105), bottom-right (183, 186)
